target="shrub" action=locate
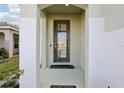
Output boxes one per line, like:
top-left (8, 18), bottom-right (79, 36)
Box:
top-left (0, 48), bottom-right (9, 59)
top-left (0, 55), bottom-right (19, 80)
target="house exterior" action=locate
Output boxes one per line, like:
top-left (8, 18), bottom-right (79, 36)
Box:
top-left (20, 4), bottom-right (124, 88)
top-left (0, 22), bottom-right (19, 58)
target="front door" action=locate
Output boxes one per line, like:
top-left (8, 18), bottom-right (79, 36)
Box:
top-left (54, 20), bottom-right (70, 62)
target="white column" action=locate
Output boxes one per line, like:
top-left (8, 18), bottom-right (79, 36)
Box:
top-left (87, 5), bottom-right (105, 88)
top-left (20, 4), bottom-right (40, 88)
top-left (85, 7), bottom-right (90, 88)
top-left (36, 6), bottom-right (41, 87)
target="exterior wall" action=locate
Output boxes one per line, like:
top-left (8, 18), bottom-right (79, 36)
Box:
top-left (20, 4), bottom-right (40, 88)
top-left (46, 14), bottom-right (82, 67)
top-left (0, 30), bottom-right (13, 57)
top-left (3, 30), bottom-right (10, 54)
top-left (86, 4), bottom-right (105, 88)
top-left (81, 12), bottom-right (85, 70)
top-left (0, 29), bottom-right (19, 58)
top-left (40, 17), bottom-right (47, 68)
top-left (103, 5), bottom-right (124, 88)
top-left (105, 29), bottom-right (124, 88)
top-left (104, 5), bottom-right (124, 32)
top-left (36, 6), bottom-right (41, 87)
top-left (0, 29), bottom-right (19, 57)
top-left (9, 31), bottom-right (14, 57)
top-left (20, 4), bottom-right (124, 88)
top-left (87, 4), bottom-right (124, 88)
top-left (0, 30), bottom-right (9, 53)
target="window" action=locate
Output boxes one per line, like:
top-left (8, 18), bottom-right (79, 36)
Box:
top-left (14, 35), bottom-right (19, 49)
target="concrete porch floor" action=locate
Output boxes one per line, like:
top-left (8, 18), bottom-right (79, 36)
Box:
top-left (40, 66), bottom-right (85, 88)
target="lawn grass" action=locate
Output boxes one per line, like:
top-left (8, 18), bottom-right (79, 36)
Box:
top-left (0, 55), bottom-right (19, 80)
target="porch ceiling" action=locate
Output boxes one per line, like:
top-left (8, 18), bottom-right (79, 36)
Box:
top-left (42, 4), bottom-right (84, 14)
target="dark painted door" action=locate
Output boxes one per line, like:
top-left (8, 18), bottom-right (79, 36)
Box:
top-left (54, 20), bottom-right (70, 62)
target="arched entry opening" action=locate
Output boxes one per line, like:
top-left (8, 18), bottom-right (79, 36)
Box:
top-left (39, 4), bottom-right (88, 88)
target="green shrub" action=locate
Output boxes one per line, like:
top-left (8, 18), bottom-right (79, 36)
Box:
top-left (0, 55), bottom-right (19, 80)
top-left (0, 48), bottom-right (9, 59)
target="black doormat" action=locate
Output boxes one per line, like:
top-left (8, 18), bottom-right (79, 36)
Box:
top-left (50, 85), bottom-right (76, 88)
top-left (50, 65), bottom-right (74, 69)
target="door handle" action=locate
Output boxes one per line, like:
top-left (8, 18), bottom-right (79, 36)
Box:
top-left (50, 44), bottom-right (52, 47)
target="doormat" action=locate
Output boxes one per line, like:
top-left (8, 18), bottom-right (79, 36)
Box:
top-left (50, 85), bottom-right (76, 88)
top-left (50, 65), bottom-right (74, 69)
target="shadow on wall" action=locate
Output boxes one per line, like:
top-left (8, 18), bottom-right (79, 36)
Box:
top-left (104, 5), bottom-right (124, 32)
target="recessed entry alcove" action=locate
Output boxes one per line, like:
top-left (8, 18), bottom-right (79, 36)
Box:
top-left (39, 4), bottom-right (87, 88)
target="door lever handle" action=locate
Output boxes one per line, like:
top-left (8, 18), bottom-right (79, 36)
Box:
top-left (50, 44), bottom-right (52, 47)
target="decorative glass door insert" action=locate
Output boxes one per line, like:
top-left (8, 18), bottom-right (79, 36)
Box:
top-left (54, 20), bottom-right (70, 62)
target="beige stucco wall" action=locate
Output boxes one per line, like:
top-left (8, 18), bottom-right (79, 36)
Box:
top-left (0, 29), bottom-right (19, 57)
top-left (81, 12), bottom-right (85, 70)
top-left (46, 13), bottom-right (83, 67)
top-left (0, 30), bottom-right (10, 53)
top-left (103, 5), bottom-right (124, 32)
